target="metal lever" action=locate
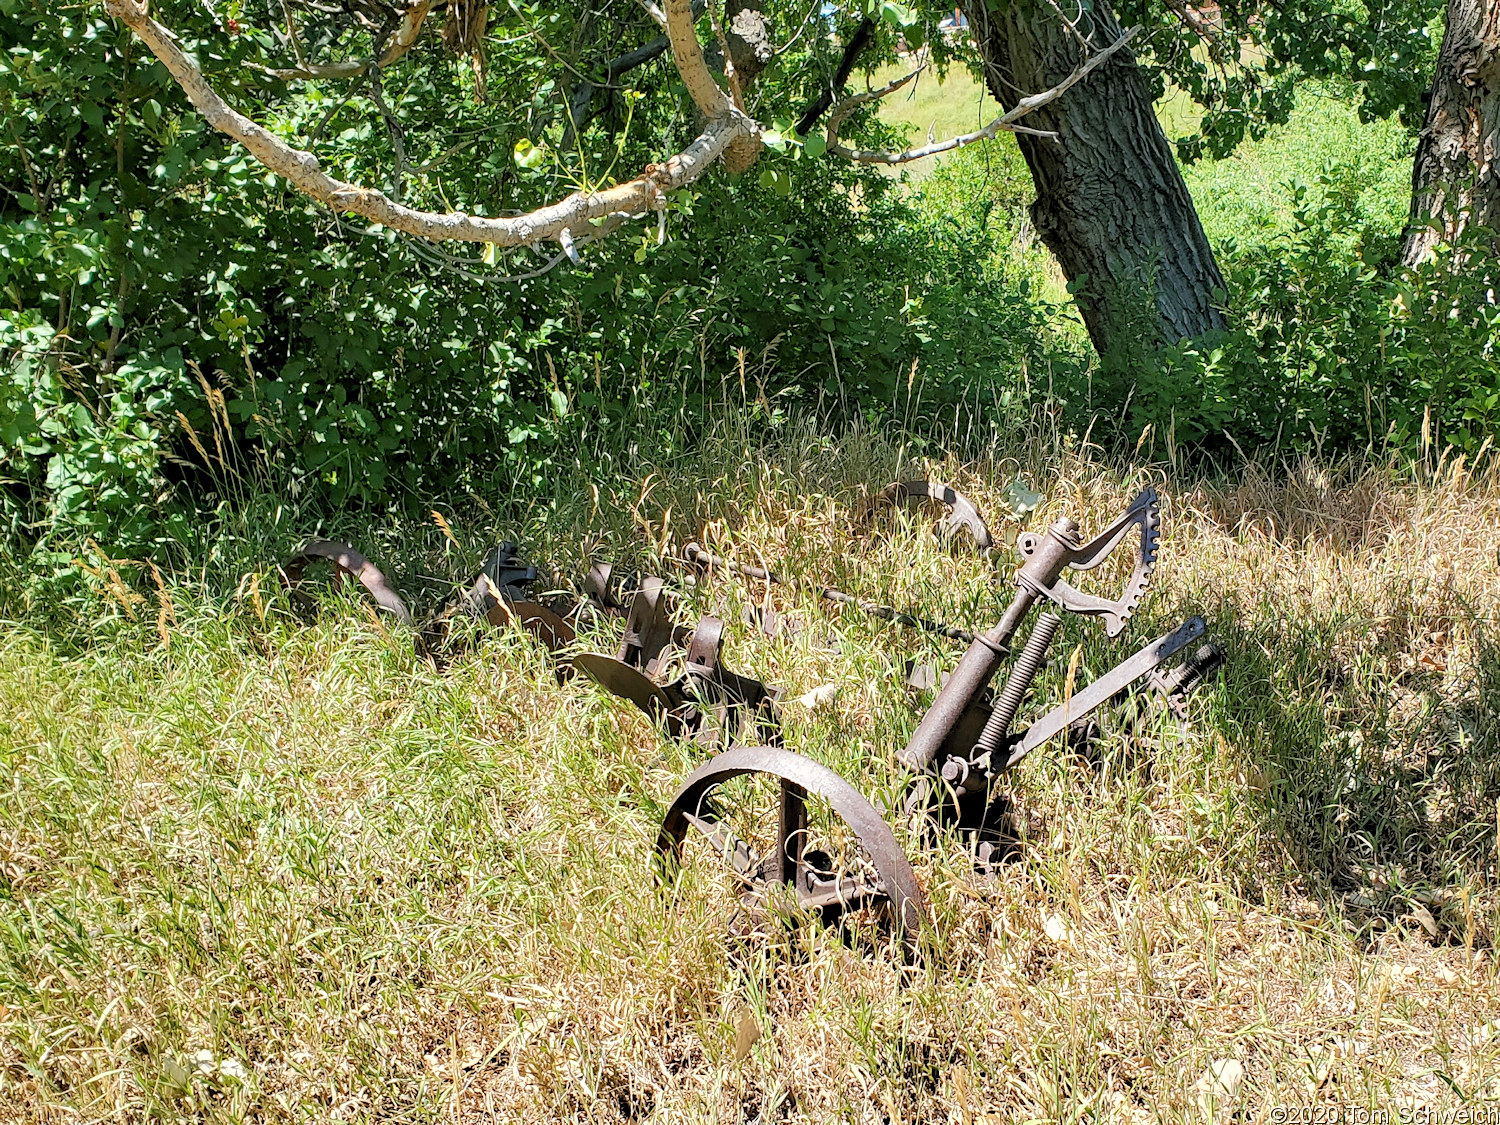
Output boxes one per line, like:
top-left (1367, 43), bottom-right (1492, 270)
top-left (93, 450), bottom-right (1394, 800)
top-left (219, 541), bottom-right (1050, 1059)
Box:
top-left (1002, 616), bottom-right (1205, 770)
top-left (1016, 487), bottom-right (1160, 637)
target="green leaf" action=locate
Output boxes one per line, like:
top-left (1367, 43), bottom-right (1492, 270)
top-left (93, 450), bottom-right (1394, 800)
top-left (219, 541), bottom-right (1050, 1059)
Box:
top-left (513, 138), bottom-right (546, 170)
top-left (803, 132), bottom-right (827, 159)
top-left (1001, 479), bottom-right (1046, 517)
top-left (878, 1), bottom-right (916, 28)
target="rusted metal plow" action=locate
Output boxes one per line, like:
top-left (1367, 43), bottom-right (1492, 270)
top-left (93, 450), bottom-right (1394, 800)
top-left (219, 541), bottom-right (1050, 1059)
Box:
top-left (657, 487), bottom-right (1227, 942)
top-left (277, 485), bottom-right (1227, 954)
top-left (868, 479), bottom-right (993, 551)
top-left (574, 575), bottom-right (781, 747)
top-left (280, 539), bottom-right (574, 661)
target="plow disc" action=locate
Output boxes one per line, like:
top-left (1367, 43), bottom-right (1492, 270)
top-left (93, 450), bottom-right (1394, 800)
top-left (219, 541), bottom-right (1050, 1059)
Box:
top-left (576, 577), bottom-right (781, 747)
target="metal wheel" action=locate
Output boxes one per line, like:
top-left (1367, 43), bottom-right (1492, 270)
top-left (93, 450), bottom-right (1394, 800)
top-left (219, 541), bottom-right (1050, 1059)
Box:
top-left (656, 746), bottom-right (926, 943)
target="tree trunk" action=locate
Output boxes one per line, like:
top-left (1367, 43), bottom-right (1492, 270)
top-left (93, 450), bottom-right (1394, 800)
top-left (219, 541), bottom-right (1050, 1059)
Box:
top-left (1403, 0), bottom-right (1500, 266)
top-left (962, 1), bottom-right (1226, 357)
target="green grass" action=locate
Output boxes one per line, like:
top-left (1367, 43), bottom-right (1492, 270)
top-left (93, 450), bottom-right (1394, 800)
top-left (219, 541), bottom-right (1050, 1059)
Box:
top-left (1181, 83), bottom-right (1413, 255)
top-left (3, 419), bottom-right (1499, 1121)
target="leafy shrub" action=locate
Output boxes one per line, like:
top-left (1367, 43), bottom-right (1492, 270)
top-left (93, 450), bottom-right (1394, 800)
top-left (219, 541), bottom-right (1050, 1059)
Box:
top-left (1055, 85), bottom-right (1496, 458)
top-left (1076, 186), bottom-right (1499, 455)
top-left (0, 3), bottom-right (1064, 552)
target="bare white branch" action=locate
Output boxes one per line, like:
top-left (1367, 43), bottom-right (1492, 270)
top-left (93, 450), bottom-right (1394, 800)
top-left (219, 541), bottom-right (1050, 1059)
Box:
top-left (102, 0), bottom-right (754, 248)
top-left (635, 0), bottom-right (669, 32)
top-left (662, 0), bottom-right (733, 119)
top-left (258, 0), bottom-right (434, 81)
top-left (827, 26), bottom-right (1139, 165)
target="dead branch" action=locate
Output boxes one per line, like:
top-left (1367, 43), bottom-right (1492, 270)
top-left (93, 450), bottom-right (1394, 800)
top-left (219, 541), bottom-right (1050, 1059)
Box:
top-left (826, 25), bottom-right (1139, 164)
top-left (794, 15), bottom-right (874, 136)
top-left (102, 0), bottom-right (754, 248)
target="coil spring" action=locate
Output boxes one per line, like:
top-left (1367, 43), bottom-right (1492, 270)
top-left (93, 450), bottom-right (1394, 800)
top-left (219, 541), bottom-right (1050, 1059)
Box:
top-left (1174, 641), bottom-right (1226, 698)
top-left (969, 612), bottom-right (1062, 762)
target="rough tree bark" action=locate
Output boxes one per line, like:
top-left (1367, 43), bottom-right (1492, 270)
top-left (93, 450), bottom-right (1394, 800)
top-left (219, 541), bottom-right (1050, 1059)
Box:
top-left (962, 0), bottom-right (1226, 356)
top-left (1403, 0), bottom-right (1500, 266)
top-left (720, 0), bottom-right (771, 173)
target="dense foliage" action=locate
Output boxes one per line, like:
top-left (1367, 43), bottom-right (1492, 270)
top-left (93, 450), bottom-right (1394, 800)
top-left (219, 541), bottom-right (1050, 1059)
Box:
top-left (0, 0), bottom-right (1062, 548)
top-left (1, 0), bottom-right (1496, 555)
top-left (1083, 91), bottom-right (1500, 455)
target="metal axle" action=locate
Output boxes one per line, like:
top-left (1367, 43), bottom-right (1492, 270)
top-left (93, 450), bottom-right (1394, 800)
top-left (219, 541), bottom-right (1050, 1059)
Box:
top-left (682, 543), bottom-right (978, 644)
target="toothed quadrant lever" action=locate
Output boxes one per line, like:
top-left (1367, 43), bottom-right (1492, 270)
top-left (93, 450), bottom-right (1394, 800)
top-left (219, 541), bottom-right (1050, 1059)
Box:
top-left (899, 487), bottom-right (1164, 776)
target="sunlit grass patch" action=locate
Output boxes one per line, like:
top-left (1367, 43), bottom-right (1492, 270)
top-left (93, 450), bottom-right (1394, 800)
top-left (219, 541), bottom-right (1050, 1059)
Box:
top-left (2, 424), bottom-right (1499, 1120)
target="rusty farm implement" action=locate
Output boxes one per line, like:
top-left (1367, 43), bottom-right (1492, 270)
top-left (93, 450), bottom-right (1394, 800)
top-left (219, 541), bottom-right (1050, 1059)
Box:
top-left (652, 486), bottom-right (1225, 944)
top-left (273, 479), bottom-right (1224, 953)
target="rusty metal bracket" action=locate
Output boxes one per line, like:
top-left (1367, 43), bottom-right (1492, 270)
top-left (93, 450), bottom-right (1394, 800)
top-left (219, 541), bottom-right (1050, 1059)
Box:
top-left (1015, 487), bottom-right (1160, 638)
top-left (282, 540), bottom-right (415, 626)
top-left (655, 744), bottom-right (926, 941)
top-left (869, 480), bottom-right (993, 551)
top-left (422, 542), bottom-right (578, 660)
top-left (575, 577), bottom-right (781, 747)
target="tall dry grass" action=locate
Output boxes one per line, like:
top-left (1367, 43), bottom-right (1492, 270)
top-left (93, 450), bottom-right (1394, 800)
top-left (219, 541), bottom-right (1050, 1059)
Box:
top-left (1, 422), bottom-right (1497, 1121)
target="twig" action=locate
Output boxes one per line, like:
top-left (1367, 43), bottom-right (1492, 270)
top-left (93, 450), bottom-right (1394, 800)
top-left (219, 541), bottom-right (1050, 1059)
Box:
top-left (794, 16), bottom-right (874, 136)
top-left (826, 25), bottom-right (1139, 163)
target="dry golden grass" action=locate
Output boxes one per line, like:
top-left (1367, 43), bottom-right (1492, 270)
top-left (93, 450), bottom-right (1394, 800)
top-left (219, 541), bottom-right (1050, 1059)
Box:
top-left (1, 422), bottom-right (1498, 1121)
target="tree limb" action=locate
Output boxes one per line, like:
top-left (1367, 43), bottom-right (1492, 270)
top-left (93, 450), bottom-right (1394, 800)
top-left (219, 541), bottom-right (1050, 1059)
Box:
top-left (794, 16), bottom-right (874, 136)
top-left (663, 0), bottom-right (733, 119)
top-left (103, 0), bottom-right (755, 247)
top-left (258, 0), bottom-right (434, 80)
top-left (826, 25), bottom-right (1139, 163)
top-left (560, 0), bottom-right (708, 151)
